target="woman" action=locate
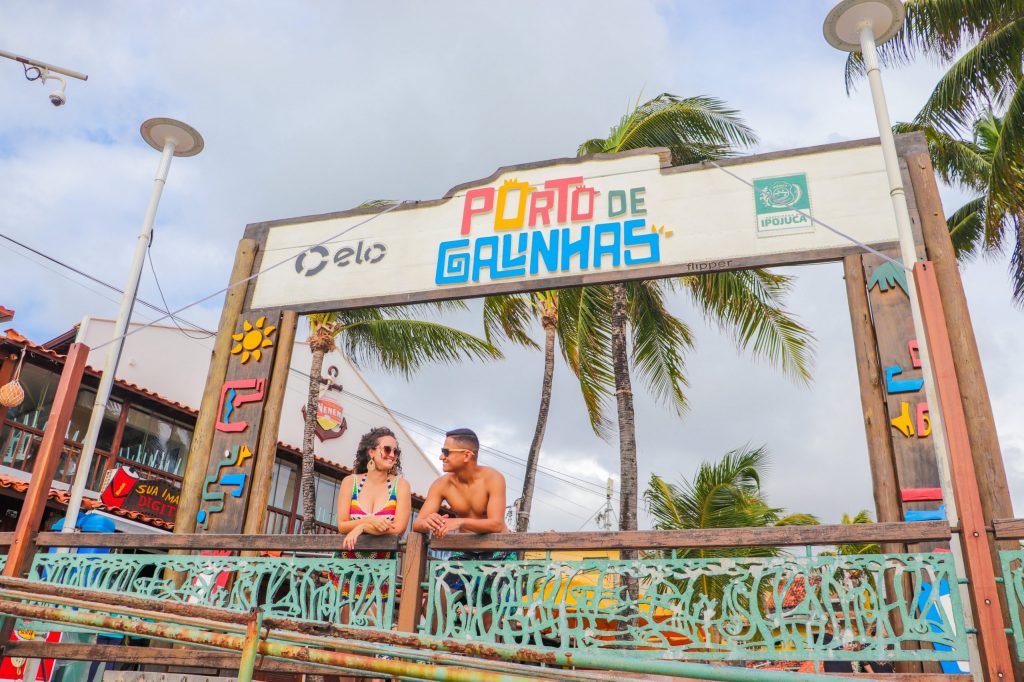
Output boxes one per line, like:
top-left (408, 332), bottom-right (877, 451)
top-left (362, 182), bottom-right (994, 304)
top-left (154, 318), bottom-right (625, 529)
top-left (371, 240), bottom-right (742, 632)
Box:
top-left (335, 427), bottom-right (411, 604)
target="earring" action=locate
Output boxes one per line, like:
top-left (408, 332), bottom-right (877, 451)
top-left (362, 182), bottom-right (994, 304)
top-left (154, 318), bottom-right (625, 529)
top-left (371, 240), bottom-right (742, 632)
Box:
top-left (367, 458), bottom-right (377, 472)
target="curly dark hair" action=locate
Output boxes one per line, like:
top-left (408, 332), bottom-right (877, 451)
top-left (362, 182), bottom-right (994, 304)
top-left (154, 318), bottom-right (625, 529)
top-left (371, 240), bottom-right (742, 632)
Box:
top-left (353, 426), bottom-right (401, 475)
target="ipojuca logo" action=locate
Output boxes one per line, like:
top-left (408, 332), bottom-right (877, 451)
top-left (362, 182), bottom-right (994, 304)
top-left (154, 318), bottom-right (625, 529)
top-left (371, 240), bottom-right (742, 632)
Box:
top-left (294, 240), bottom-right (387, 277)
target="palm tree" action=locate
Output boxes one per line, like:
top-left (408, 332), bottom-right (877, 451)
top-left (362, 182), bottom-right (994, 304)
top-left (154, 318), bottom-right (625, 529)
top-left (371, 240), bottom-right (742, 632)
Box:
top-left (575, 94), bottom-right (814, 536)
top-left (895, 113), bottom-right (1024, 304)
top-left (844, 0), bottom-right (1024, 304)
top-left (299, 305), bottom-right (501, 533)
top-left (643, 446), bottom-right (818, 629)
top-left (482, 291), bottom-right (556, 532)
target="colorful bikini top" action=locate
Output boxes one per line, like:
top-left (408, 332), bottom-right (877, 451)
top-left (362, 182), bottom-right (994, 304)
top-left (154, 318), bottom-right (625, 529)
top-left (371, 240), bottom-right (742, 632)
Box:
top-left (350, 474), bottom-right (398, 520)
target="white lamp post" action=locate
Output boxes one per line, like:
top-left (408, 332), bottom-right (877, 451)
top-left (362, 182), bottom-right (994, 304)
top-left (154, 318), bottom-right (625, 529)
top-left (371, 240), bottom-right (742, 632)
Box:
top-left (823, 1), bottom-right (994, 675)
top-left (61, 118), bottom-right (203, 533)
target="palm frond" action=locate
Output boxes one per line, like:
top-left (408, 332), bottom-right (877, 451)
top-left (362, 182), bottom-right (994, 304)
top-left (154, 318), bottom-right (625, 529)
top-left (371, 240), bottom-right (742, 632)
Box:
top-left (946, 197), bottom-right (986, 261)
top-left (892, 121), bottom-right (989, 191)
top-left (584, 93), bottom-right (757, 165)
top-left (913, 19), bottom-right (1024, 134)
top-left (481, 294), bottom-right (539, 349)
top-left (338, 318), bottom-right (501, 378)
top-left (626, 280), bottom-right (694, 416)
top-left (681, 270), bottom-right (815, 383)
top-left (557, 286), bottom-right (615, 439)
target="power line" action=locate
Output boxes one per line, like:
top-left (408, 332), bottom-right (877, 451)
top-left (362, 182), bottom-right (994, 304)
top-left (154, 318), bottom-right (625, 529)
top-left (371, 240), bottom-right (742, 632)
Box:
top-left (0, 226), bottom-right (618, 506)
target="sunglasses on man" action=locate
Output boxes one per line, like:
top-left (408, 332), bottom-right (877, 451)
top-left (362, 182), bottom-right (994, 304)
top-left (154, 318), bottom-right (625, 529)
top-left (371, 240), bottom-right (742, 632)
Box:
top-left (440, 447), bottom-right (473, 459)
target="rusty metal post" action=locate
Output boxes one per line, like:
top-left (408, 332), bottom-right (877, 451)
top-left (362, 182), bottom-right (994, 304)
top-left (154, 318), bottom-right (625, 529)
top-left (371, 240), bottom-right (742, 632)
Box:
top-left (237, 608), bottom-right (263, 682)
top-left (914, 261), bottom-right (1014, 680)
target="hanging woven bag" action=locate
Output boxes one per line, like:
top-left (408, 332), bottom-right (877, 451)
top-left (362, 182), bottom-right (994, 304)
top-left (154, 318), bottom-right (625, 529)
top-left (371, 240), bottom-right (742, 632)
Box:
top-left (0, 348), bottom-right (27, 408)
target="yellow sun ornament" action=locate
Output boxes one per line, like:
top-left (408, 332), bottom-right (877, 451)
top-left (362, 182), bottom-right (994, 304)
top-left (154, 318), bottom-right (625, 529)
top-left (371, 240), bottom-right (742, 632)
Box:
top-left (231, 316), bottom-right (276, 364)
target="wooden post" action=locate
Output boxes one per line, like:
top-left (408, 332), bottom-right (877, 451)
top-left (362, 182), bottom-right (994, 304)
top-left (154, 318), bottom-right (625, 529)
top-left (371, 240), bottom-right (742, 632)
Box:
top-left (915, 261), bottom-right (1014, 680)
top-left (3, 343), bottom-right (88, 577)
top-left (902, 143), bottom-right (1014, 526)
top-left (843, 255), bottom-right (903, 535)
top-left (174, 238), bottom-right (257, 535)
top-left (397, 532), bottom-right (427, 633)
top-left (242, 310), bottom-right (297, 535)
top-left (844, 255), bottom-right (917, 672)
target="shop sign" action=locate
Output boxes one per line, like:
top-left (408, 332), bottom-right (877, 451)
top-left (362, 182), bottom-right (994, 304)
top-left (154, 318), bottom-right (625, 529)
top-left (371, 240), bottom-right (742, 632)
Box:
top-left (248, 143), bottom-right (899, 313)
top-left (100, 466), bottom-right (180, 524)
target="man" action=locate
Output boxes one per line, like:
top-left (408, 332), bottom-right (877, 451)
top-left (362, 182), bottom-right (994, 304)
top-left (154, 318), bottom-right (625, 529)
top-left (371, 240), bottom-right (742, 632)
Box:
top-left (412, 428), bottom-right (512, 634)
top-left (413, 427), bottom-right (508, 537)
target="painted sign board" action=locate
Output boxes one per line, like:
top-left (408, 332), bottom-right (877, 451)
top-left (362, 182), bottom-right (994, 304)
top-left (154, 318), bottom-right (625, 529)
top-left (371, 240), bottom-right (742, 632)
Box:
top-left (247, 139), bottom-right (898, 313)
top-left (99, 465), bottom-right (181, 524)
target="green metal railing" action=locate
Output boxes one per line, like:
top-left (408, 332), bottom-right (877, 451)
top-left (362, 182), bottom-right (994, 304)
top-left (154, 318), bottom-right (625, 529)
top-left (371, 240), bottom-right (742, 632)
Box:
top-left (999, 548), bottom-right (1024, 658)
top-left (422, 551), bottom-right (968, 663)
top-left (24, 551), bottom-right (395, 629)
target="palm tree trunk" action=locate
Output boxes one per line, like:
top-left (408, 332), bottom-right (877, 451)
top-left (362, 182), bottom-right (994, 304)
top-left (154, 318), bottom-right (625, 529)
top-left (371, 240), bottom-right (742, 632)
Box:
top-left (517, 309), bottom-right (557, 533)
top-left (611, 283), bottom-right (640, 621)
top-left (300, 346), bottom-right (326, 534)
top-left (611, 283), bottom-right (638, 533)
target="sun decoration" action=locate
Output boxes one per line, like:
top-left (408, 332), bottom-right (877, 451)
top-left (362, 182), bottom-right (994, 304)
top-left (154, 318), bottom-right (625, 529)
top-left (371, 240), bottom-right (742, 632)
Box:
top-left (231, 316), bottom-right (276, 364)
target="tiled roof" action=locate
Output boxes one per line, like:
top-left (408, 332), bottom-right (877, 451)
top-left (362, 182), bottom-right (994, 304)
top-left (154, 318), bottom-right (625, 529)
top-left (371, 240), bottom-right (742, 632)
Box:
top-left (2, 330), bottom-right (355, 477)
top-left (0, 306), bottom-right (13, 323)
top-left (0, 473), bottom-right (174, 530)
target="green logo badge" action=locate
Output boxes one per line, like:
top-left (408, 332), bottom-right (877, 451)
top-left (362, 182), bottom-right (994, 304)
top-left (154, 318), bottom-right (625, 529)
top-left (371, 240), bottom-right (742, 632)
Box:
top-left (753, 173), bottom-right (812, 235)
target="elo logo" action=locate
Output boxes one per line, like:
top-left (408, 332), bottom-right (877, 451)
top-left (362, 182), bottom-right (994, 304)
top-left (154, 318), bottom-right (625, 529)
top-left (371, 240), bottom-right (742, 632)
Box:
top-left (294, 241), bottom-right (387, 277)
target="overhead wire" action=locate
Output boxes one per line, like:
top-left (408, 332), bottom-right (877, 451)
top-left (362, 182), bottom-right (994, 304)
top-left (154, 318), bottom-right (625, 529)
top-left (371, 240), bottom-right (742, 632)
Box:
top-left (0, 226), bottom-right (617, 512)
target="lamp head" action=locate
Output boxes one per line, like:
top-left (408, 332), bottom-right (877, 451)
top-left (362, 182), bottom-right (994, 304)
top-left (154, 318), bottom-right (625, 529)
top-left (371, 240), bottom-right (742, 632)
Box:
top-left (140, 118), bottom-right (204, 157)
top-left (823, 0), bottom-right (905, 52)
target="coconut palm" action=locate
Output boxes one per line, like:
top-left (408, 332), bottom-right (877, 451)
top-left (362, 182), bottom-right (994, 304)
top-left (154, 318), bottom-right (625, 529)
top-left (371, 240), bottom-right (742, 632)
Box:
top-left (299, 305), bottom-right (501, 533)
top-left (844, 0), bottom-right (1024, 304)
top-left (574, 94), bottom-right (814, 536)
top-left (894, 112), bottom-right (1024, 304)
top-left (643, 446), bottom-right (818, 615)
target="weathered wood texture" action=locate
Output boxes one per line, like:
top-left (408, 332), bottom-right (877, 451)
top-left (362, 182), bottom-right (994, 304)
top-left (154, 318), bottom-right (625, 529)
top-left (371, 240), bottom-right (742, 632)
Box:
top-left (993, 518), bottom-right (1024, 540)
top-left (902, 144), bottom-right (1014, 527)
top-left (199, 309), bottom-right (284, 534)
top-left (861, 251), bottom-right (941, 538)
top-left (915, 261), bottom-right (1015, 680)
top-left (397, 530), bottom-right (427, 632)
top-left (0, 533), bottom-right (14, 548)
top-left (844, 255), bottom-right (904, 547)
top-left (427, 521), bottom-right (951, 551)
top-left (34, 532), bottom-right (397, 552)
top-left (243, 309), bottom-right (297, 536)
top-left (3, 344), bottom-right (89, 578)
top-left (175, 238), bottom-right (258, 535)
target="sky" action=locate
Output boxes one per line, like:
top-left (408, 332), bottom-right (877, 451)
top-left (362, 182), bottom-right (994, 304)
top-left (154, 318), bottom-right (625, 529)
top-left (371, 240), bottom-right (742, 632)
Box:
top-left (0, 1), bottom-right (1020, 532)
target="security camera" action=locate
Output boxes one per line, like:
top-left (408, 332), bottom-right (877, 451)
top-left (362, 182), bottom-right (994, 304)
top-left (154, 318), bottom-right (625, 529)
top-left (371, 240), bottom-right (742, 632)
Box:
top-left (49, 89), bottom-right (66, 107)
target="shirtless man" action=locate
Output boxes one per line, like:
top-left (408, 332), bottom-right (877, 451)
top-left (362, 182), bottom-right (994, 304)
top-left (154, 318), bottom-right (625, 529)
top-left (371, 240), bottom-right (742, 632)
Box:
top-left (413, 428), bottom-right (512, 633)
top-left (413, 427), bottom-right (508, 538)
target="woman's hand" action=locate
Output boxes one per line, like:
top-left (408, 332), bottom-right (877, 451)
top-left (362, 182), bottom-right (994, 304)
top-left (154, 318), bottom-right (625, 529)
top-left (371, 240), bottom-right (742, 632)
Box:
top-left (342, 526), bottom-right (364, 551)
top-left (362, 516), bottom-right (392, 534)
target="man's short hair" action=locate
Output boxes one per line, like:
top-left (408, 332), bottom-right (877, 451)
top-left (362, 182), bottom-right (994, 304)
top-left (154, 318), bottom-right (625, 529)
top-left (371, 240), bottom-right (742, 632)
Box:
top-left (445, 427), bottom-right (479, 455)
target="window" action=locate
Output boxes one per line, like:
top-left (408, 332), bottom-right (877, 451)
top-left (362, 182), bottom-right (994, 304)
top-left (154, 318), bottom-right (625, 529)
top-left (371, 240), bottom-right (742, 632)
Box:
top-left (67, 390), bottom-right (121, 450)
top-left (117, 407), bottom-right (192, 477)
top-left (269, 461), bottom-right (298, 512)
top-left (314, 474), bottom-right (340, 526)
top-left (3, 364), bottom-right (60, 430)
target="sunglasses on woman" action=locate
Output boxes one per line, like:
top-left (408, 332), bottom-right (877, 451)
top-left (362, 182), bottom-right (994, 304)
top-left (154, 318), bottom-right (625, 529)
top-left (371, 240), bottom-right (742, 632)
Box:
top-left (377, 445), bottom-right (401, 457)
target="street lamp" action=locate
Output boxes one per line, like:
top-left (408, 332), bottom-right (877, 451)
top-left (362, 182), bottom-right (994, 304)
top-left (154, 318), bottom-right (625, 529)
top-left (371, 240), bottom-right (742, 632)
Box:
top-left (823, 1), bottom-right (1017, 677)
top-left (61, 118), bottom-right (203, 533)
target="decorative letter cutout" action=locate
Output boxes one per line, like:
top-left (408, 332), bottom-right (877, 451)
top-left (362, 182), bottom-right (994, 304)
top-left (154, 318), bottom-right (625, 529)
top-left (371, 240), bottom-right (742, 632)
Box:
top-left (885, 366), bottom-right (924, 394)
top-left (215, 378), bottom-right (267, 433)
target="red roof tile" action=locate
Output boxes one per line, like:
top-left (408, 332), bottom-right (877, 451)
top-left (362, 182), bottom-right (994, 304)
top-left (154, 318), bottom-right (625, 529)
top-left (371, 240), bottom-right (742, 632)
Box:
top-left (0, 307), bottom-right (13, 323)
